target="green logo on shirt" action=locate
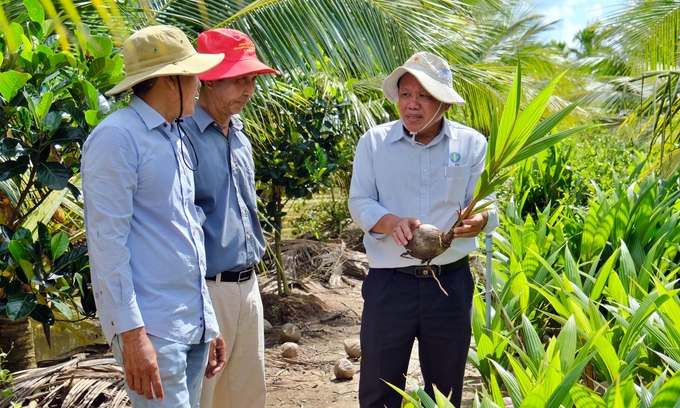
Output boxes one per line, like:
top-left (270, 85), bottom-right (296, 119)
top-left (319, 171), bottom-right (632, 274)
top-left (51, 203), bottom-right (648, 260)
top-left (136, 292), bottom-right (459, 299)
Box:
top-left (449, 152), bottom-right (461, 163)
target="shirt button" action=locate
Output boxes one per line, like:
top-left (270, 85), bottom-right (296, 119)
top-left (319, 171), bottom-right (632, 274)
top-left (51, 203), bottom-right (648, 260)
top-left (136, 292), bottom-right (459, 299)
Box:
top-left (200, 324), bottom-right (203, 328)
top-left (200, 317), bottom-right (203, 321)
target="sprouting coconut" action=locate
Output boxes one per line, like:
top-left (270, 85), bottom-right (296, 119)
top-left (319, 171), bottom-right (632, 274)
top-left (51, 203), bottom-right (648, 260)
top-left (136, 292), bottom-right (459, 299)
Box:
top-left (399, 65), bottom-right (594, 294)
top-left (402, 203), bottom-right (486, 265)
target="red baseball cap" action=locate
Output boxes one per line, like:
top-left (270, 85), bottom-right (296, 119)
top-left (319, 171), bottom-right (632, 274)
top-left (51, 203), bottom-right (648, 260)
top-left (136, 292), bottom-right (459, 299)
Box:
top-left (197, 29), bottom-right (280, 81)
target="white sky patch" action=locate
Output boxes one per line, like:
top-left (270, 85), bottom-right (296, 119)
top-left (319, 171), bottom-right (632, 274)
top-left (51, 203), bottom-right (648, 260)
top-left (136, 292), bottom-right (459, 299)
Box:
top-left (533, 0), bottom-right (626, 46)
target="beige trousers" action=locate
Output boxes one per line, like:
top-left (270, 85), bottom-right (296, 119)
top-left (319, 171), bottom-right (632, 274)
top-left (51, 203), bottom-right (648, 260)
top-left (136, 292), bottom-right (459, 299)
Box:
top-left (200, 276), bottom-right (266, 408)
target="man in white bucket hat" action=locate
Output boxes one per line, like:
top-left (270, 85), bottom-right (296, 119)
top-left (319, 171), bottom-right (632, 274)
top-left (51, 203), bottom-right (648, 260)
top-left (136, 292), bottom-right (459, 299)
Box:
top-left (83, 25), bottom-right (227, 407)
top-left (349, 52), bottom-right (499, 407)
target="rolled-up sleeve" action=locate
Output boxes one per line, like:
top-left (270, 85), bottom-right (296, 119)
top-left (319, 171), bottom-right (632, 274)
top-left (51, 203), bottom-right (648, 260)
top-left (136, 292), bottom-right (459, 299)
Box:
top-left (82, 126), bottom-right (144, 337)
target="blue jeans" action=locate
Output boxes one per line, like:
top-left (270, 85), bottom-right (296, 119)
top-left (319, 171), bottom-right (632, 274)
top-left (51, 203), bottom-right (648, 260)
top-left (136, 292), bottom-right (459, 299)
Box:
top-left (112, 334), bottom-right (210, 408)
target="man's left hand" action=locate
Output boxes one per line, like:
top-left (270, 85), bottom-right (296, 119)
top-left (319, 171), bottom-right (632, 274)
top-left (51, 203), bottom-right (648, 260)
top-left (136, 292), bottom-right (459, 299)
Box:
top-left (204, 334), bottom-right (226, 378)
top-left (453, 211), bottom-right (488, 238)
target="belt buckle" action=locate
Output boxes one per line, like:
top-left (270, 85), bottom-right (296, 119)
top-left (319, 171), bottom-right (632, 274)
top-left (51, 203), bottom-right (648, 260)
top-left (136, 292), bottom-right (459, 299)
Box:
top-left (414, 265), bottom-right (439, 278)
top-left (237, 269), bottom-right (251, 282)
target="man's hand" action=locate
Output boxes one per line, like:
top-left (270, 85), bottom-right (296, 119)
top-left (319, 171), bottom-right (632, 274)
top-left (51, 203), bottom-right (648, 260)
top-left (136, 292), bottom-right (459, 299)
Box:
top-left (205, 334), bottom-right (227, 379)
top-left (453, 210), bottom-right (488, 238)
top-left (371, 214), bottom-right (421, 246)
top-left (120, 327), bottom-right (164, 401)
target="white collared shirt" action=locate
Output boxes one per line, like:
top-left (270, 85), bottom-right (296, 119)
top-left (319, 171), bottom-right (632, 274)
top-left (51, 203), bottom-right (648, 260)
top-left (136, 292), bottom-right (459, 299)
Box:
top-left (348, 119), bottom-right (498, 268)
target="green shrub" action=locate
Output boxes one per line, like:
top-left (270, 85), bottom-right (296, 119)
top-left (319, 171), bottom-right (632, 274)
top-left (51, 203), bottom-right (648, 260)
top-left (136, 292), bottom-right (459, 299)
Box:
top-left (290, 197), bottom-right (352, 241)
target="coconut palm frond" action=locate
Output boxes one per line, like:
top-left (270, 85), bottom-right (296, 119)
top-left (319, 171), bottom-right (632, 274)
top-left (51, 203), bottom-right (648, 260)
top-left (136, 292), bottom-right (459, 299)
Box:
top-left (605, 0), bottom-right (680, 72)
top-left (10, 355), bottom-right (129, 408)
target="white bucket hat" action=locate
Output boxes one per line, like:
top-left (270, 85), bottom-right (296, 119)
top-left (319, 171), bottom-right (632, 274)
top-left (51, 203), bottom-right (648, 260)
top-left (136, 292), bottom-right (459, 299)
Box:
top-left (106, 25), bottom-right (224, 96)
top-left (382, 52), bottom-right (465, 105)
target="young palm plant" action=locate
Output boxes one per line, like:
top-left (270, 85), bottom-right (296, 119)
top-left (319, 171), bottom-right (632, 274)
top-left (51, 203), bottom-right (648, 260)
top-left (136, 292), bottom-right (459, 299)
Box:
top-left (404, 65), bottom-right (594, 265)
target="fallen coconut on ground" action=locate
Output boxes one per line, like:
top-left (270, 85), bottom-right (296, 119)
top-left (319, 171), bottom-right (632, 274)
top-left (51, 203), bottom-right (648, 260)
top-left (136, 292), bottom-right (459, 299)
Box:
top-left (343, 339), bottom-right (361, 359)
top-left (334, 358), bottom-right (355, 380)
top-left (280, 342), bottom-right (298, 358)
top-left (279, 322), bottom-right (301, 343)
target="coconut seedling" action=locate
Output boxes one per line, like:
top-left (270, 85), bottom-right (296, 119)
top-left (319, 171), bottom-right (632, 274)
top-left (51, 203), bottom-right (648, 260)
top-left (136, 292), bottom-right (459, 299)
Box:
top-left (403, 65), bottom-right (593, 265)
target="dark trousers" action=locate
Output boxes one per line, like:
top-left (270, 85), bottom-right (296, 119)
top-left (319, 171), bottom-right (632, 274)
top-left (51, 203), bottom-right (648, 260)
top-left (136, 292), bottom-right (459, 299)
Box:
top-left (358, 264), bottom-right (474, 408)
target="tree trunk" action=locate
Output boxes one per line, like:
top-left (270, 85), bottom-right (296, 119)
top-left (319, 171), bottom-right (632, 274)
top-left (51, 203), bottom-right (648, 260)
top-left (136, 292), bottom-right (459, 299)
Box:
top-left (0, 317), bottom-right (37, 373)
top-left (274, 223), bottom-right (291, 297)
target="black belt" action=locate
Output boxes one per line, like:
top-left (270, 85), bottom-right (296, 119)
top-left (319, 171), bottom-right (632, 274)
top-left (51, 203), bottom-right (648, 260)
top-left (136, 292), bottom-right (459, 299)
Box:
top-left (393, 256), bottom-right (469, 278)
top-left (205, 266), bottom-right (254, 283)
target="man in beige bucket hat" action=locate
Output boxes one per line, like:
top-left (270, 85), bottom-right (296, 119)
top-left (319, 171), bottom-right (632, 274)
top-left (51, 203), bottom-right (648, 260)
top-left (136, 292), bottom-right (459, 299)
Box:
top-left (83, 25), bottom-right (227, 407)
top-left (349, 52), bottom-right (498, 407)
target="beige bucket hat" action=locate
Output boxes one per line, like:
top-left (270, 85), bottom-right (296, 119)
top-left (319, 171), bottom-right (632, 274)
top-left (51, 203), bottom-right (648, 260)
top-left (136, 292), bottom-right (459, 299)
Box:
top-left (382, 52), bottom-right (465, 105)
top-left (106, 25), bottom-right (224, 96)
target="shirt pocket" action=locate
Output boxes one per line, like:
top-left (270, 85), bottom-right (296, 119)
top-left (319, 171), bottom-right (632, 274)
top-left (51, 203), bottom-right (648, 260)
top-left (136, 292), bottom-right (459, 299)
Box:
top-left (443, 164), bottom-right (471, 204)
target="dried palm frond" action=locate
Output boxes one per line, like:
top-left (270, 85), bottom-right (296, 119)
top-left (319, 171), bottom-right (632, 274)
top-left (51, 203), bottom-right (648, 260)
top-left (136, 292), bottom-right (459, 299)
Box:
top-left (262, 239), bottom-right (368, 291)
top-left (6, 355), bottom-right (129, 408)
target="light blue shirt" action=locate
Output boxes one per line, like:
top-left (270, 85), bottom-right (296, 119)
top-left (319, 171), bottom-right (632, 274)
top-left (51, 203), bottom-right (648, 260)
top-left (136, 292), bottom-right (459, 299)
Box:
top-left (348, 119), bottom-right (499, 268)
top-left (82, 96), bottom-right (218, 345)
top-left (183, 107), bottom-right (266, 276)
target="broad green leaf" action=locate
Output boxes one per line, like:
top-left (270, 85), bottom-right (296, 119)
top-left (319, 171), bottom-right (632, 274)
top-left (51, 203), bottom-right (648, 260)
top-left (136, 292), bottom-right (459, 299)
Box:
top-left (507, 355), bottom-right (535, 396)
top-left (8, 240), bottom-right (31, 262)
top-left (522, 314), bottom-right (545, 366)
top-left (606, 272), bottom-right (628, 307)
top-left (494, 65), bottom-right (521, 163)
top-left (24, 0), bottom-right (45, 23)
top-left (498, 72), bottom-right (568, 170)
top-left (51, 232), bottom-right (70, 259)
top-left (618, 241), bottom-right (637, 294)
top-left (563, 247), bottom-right (580, 288)
top-left (36, 91), bottom-right (54, 124)
top-left (590, 248), bottom-right (619, 300)
top-left (592, 335), bottom-right (619, 383)
top-left (544, 352), bottom-right (596, 408)
top-left (580, 202), bottom-right (600, 261)
top-left (30, 303), bottom-right (55, 325)
top-left (511, 270), bottom-right (530, 311)
top-left (37, 162), bottom-right (70, 190)
top-left (554, 316), bottom-right (576, 371)
top-left (19, 259), bottom-right (36, 283)
top-left (50, 298), bottom-right (73, 320)
top-left (0, 70), bottom-right (31, 102)
top-left (86, 35), bottom-right (113, 59)
top-left (6, 22), bottom-right (24, 53)
top-left (619, 292), bottom-right (670, 357)
top-left (490, 360), bottom-right (523, 407)
top-left (6, 292), bottom-right (37, 321)
top-left (571, 385), bottom-right (606, 408)
top-left (85, 109), bottom-right (100, 127)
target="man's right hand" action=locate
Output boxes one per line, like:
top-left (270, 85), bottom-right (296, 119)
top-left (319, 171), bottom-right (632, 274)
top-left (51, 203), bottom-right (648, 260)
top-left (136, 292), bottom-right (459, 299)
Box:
top-left (120, 327), bottom-right (164, 401)
top-left (371, 214), bottom-right (421, 246)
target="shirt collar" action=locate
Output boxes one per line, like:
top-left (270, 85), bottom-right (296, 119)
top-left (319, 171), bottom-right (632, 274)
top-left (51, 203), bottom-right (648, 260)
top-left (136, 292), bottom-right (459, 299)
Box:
top-left (129, 95), bottom-right (174, 132)
top-left (387, 119), bottom-right (456, 145)
top-left (192, 105), bottom-right (246, 134)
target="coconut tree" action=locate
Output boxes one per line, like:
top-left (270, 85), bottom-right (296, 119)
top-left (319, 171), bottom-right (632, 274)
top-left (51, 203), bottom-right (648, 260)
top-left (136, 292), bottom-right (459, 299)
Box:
top-left (593, 1), bottom-right (680, 176)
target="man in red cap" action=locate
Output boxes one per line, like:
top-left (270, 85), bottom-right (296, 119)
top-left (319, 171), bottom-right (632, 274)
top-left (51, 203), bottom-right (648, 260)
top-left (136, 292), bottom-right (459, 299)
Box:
top-left (182, 28), bottom-right (280, 408)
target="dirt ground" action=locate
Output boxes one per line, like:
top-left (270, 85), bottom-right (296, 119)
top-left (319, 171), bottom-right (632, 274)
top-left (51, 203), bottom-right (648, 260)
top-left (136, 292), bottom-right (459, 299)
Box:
top-left (259, 275), bottom-right (482, 408)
